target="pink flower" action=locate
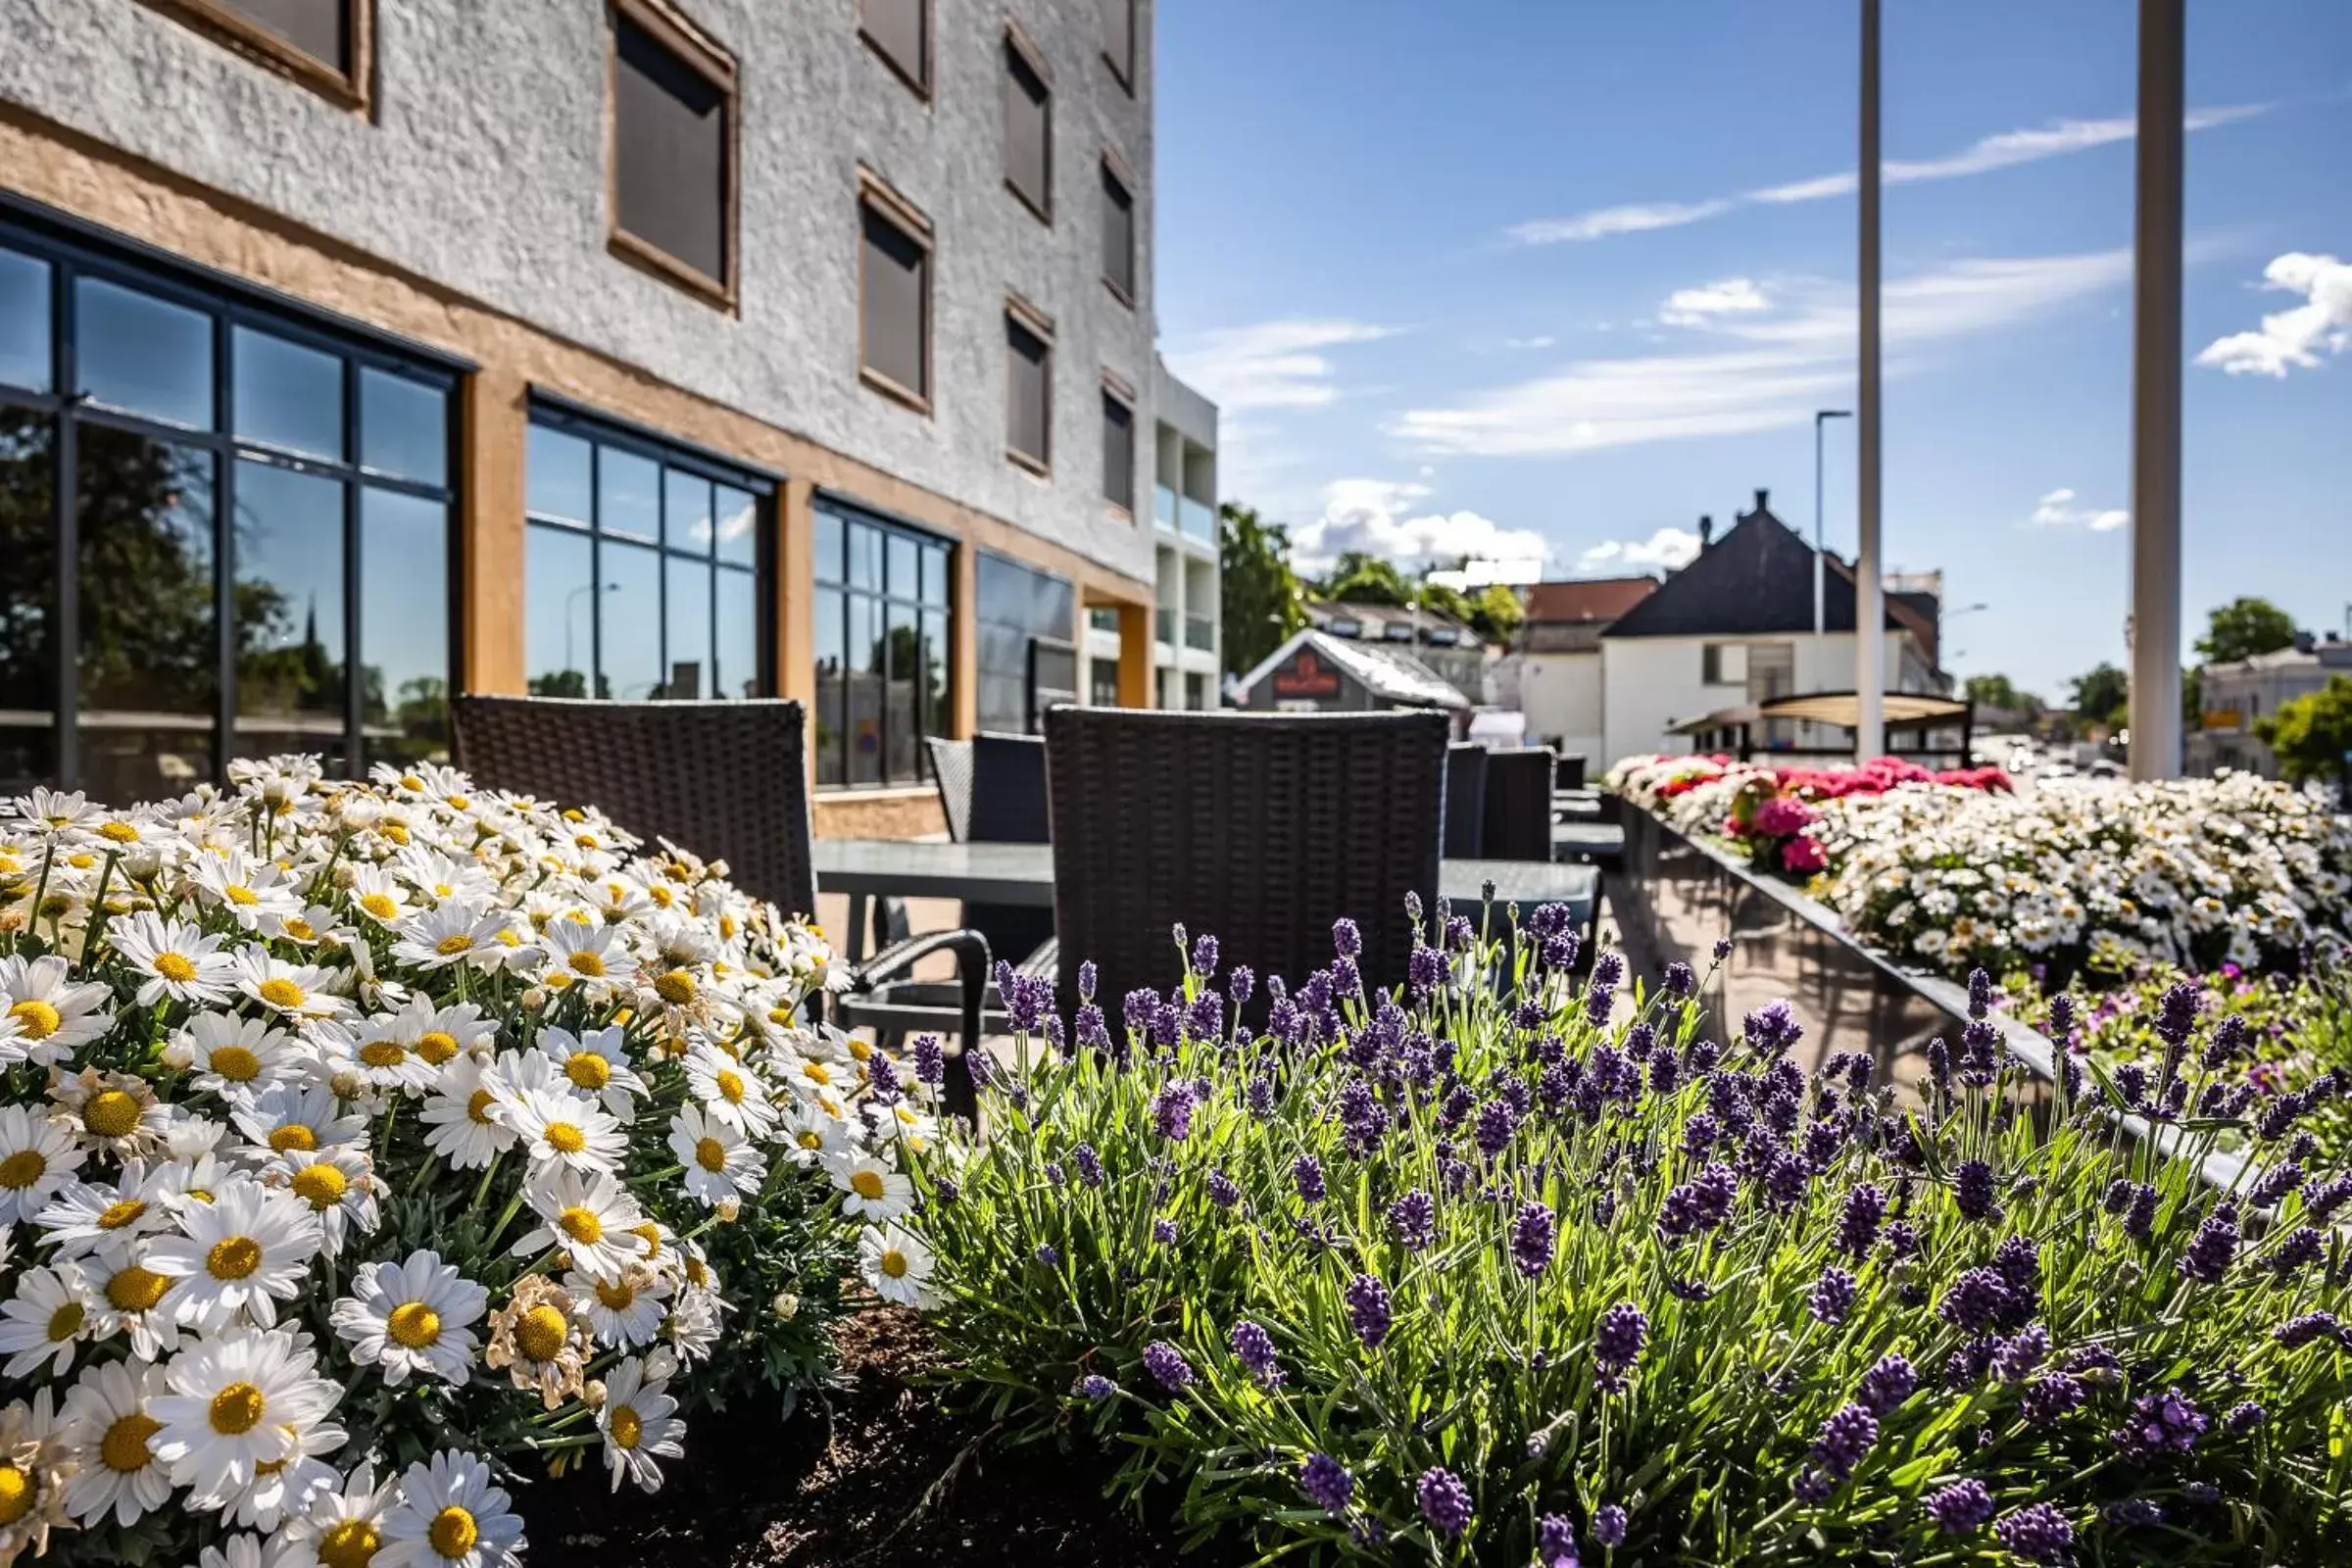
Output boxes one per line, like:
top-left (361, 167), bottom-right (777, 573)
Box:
top-left (1752, 795), bottom-right (1819, 838)
top-left (1782, 835), bottom-right (1828, 874)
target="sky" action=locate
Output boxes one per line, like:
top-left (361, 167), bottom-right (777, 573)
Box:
top-left (1152, 0), bottom-right (2352, 700)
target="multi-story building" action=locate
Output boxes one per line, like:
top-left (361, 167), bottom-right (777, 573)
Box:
top-left (0, 0), bottom-right (1168, 835)
top-left (1503, 575), bottom-right (1660, 763)
top-left (2189, 635), bottom-right (2352, 777)
top-left (1082, 352), bottom-right (1217, 709)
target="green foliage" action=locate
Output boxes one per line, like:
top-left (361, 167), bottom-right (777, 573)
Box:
top-left (2196, 597), bottom-right (2300, 667)
top-left (910, 933), bottom-right (2352, 1564)
top-left (2069, 662), bottom-right (2130, 731)
top-left (1218, 502), bottom-right (1308, 677)
top-left (1319, 550), bottom-right (1415, 608)
top-left (2256, 674), bottom-right (2352, 790)
top-left (1963, 673), bottom-right (2041, 713)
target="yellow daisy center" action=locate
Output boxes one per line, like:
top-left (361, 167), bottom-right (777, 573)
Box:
top-left (0, 1464), bottom-right (30, 1525)
top-left (566, 951), bottom-right (606, 978)
top-left (715, 1069), bottom-right (747, 1102)
top-left (797, 1061), bottom-right (830, 1088)
top-left (878, 1248), bottom-right (908, 1279)
top-left (360, 893), bottom-right (400, 920)
top-left (359, 1040), bottom-right (407, 1069)
top-left (694, 1137), bottom-right (727, 1173)
top-left (151, 951), bottom-right (200, 983)
top-left (416, 1031), bottom-right (459, 1065)
top-left (208, 1381), bottom-right (266, 1435)
top-left (629, 1222), bottom-right (663, 1258)
top-left (654, 970), bottom-right (696, 1004)
top-left (564, 1054), bottom-right (611, 1092)
top-left (83, 1090), bottom-right (142, 1139)
top-left (210, 1045), bottom-right (263, 1083)
top-left (47, 1300), bottom-right (84, 1342)
top-left (207, 1235), bottom-right (264, 1281)
top-left (543, 1121), bottom-right (587, 1155)
top-left (387, 1300), bottom-right (442, 1348)
top-left (291, 1163), bottom-right (348, 1209)
top-left (0, 1150), bottom-right (48, 1189)
top-left (98, 819), bottom-right (140, 844)
top-left (851, 1170), bottom-right (886, 1200)
top-left (269, 1124), bottom-right (318, 1152)
top-left (100, 1411), bottom-right (160, 1474)
top-left (258, 977), bottom-right (307, 1009)
top-left (596, 1278), bottom-right (637, 1310)
top-left (7, 999), bottom-right (61, 1040)
top-left (318, 1518), bottom-right (381, 1568)
top-left (796, 1129), bottom-right (823, 1150)
top-left (466, 1089), bottom-right (497, 1126)
top-left (514, 1304), bottom-right (569, 1361)
top-left (284, 917), bottom-right (317, 942)
top-left (98, 1198), bottom-right (147, 1230)
top-left (428, 1504), bottom-right (479, 1560)
top-left (558, 1206), bottom-right (603, 1245)
top-left (435, 933), bottom-right (474, 956)
top-left (446, 794), bottom-right (470, 811)
top-left (223, 883), bottom-right (260, 906)
top-left (609, 1405), bottom-right (643, 1450)
top-left (106, 1265), bottom-right (171, 1312)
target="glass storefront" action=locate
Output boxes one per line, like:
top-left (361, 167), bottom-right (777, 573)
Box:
top-left (810, 499), bottom-right (949, 788)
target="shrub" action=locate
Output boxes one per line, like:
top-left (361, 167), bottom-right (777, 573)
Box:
top-left (909, 914), bottom-right (2352, 1564)
top-left (0, 757), bottom-right (915, 1566)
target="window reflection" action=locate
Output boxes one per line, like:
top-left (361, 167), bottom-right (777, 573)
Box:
top-left (360, 488), bottom-right (448, 770)
top-left (233, 460), bottom-right (347, 772)
top-left (810, 502), bottom-right (949, 788)
top-left (600, 540), bottom-right (662, 700)
top-left (813, 588), bottom-right (844, 786)
top-left (524, 525), bottom-right (595, 699)
top-left (233, 327), bottom-right (345, 461)
top-left (664, 555), bottom-right (711, 699)
top-left (714, 567), bottom-right (758, 702)
top-left (360, 368), bottom-right (447, 487)
top-left (0, 407), bottom-right (55, 792)
top-left (77, 277), bottom-right (213, 429)
top-left (0, 249), bottom-right (50, 394)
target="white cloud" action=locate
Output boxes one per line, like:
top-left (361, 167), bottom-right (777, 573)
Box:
top-left (2030, 487), bottom-right (2129, 532)
top-left (1501, 334), bottom-right (1557, 350)
top-left (1393, 249), bottom-right (2131, 458)
top-left (2195, 252), bottom-right (2352, 376)
top-left (1658, 277), bottom-right (1771, 326)
top-left (1509, 103), bottom-right (2267, 246)
top-left (1161, 319), bottom-right (1394, 412)
top-left (1575, 527), bottom-right (1702, 574)
top-left (1288, 477), bottom-right (1550, 576)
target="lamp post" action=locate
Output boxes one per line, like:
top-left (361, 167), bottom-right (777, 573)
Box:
top-left (1855, 0), bottom-right (1885, 762)
top-left (2128, 0), bottom-right (2185, 781)
top-left (1814, 409), bottom-right (1852, 637)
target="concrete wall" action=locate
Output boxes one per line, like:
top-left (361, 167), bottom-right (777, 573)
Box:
top-left (0, 0), bottom-right (1156, 585)
top-left (1600, 631), bottom-right (1920, 766)
top-left (1518, 649), bottom-right (1603, 765)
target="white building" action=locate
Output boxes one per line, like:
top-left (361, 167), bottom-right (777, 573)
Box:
top-left (2189, 636), bottom-right (2352, 776)
top-left (1508, 575), bottom-right (1660, 765)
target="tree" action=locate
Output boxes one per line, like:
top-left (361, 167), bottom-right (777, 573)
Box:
top-left (1963, 673), bottom-right (2042, 713)
top-left (2256, 674), bottom-right (2352, 796)
top-left (2069, 662), bottom-right (2130, 732)
top-left (1217, 503), bottom-right (1307, 677)
top-left (2195, 597), bottom-right (2298, 666)
top-left (1319, 551), bottom-right (1414, 608)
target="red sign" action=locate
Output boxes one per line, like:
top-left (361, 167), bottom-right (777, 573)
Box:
top-left (1271, 648), bottom-right (1343, 699)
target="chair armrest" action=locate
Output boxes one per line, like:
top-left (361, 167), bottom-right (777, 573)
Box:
top-left (848, 927), bottom-right (991, 1123)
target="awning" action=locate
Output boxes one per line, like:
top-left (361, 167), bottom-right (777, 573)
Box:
top-left (1755, 691), bottom-right (1970, 728)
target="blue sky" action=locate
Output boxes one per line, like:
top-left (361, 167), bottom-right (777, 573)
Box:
top-left (1152, 0), bottom-right (2352, 699)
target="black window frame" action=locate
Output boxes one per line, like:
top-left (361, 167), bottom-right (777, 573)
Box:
top-left (0, 198), bottom-right (466, 798)
top-left (521, 395), bottom-right (774, 707)
top-left (974, 551), bottom-right (1074, 737)
top-left (811, 496), bottom-right (953, 790)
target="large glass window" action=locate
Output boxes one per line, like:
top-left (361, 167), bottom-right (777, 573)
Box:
top-left (975, 552), bottom-right (1073, 735)
top-left (812, 500), bottom-right (948, 788)
top-left (523, 405), bottom-right (770, 705)
top-left (0, 220), bottom-right (458, 799)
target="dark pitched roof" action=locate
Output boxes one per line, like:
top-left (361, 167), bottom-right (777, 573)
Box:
top-left (1523, 576), bottom-right (1658, 625)
top-left (1601, 496), bottom-right (1915, 641)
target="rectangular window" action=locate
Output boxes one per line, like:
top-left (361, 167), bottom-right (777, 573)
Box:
top-left (976, 553), bottom-right (1074, 735)
top-left (1101, 156), bottom-right (1136, 305)
top-left (523, 404), bottom-right (772, 707)
top-left (1004, 301), bottom-right (1053, 474)
top-left (1701, 642), bottom-right (1749, 686)
top-left (1101, 383), bottom-right (1135, 514)
top-left (1003, 30), bottom-right (1053, 221)
top-left (611, 2), bottom-right (737, 304)
top-left (812, 501), bottom-right (950, 788)
top-left (145, 0), bottom-right (370, 106)
top-left (0, 222), bottom-right (458, 797)
top-left (858, 0), bottom-right (928, 95)
top-left (858, 178), bottom-right (932, 410)
top-left (1100, 0), bottom-right (1135, 89)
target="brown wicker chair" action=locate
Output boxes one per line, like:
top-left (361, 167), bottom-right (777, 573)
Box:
top-left (1041, 708), bottom-right (1448, 1018)
top-left (1481, 747), bottom-right (1558, 862)
top-left (451, 695), bottom-right (987, 1117)
top-left (1444, 742), bottom-right (1490, 858)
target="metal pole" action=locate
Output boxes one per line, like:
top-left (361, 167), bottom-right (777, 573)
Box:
top-left (1814, 409), bottom-right (1850, 640)
top-left (1855, 0), bottom-right (1885, 761)
top-left (2129, 0), bottom-right (2185, 781)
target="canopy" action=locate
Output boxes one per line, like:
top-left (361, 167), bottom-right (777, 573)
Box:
top-left (1754, 690), bottom-right (1969, 728)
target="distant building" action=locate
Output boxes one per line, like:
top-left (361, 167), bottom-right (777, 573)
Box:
top-left (2189, 635), bottom-right (2352, 777)
top-left (1302, 600), bottom-right (1488, 704)
top-left (1234, 628), bottom-right (1470, 721)
top-left (1501, 575), bottom-right (1661, 764)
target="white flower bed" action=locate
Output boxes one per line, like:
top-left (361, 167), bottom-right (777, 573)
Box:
top-left (0, 757), bottom-right (937, 1567)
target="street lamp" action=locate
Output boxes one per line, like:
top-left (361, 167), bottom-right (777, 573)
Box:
top-left (564, 581), bottom-right (621, 678)
top-left (1814, 409), bottom-right (1852, 637)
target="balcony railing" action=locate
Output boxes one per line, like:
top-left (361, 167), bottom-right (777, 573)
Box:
top-left (1178, 495), bottom-right (1217, 544)
top-left (1154, 486), bottom-right (1178, 532)
top-left (1184, 613), bottom-right (1215, 652)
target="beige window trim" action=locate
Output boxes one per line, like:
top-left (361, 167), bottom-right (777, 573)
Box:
top-left (858, 0), bottom-right (932, 99)
top-left (1004, 292), bottom-right (1055, 477)
top-left (141, 0), bottom-right (374, 111)
top-left (857, 170), bottom-right (935, 416)
top-left (607, 0), bottom-right (741, 312)
top-left (1002, 22), bottom-right (1054, 225)
top-left (1099, 147), bottom-right (1137, 311)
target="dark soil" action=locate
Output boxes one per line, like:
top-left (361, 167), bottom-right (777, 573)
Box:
top-left (536, 1308), bottom-right (1219, 1567)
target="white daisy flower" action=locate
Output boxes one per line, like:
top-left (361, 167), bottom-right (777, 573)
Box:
top-left (148, 1325), bottom-right (344, 1512)
top-left (85, 1242), bottom-right (185, 1359)
top-left (231, 948), bottom-right (354, 1023)
top-left (682, 1044), bottom-right (780, 1139)
top-left (388, 901), bottom-right (507, 971)
top-left (0, 1261), bottom-right (97, 1378)
top-left (60, 1357), bottom-right (173, 1526)
top-left (512, 1166), bottom-right (649, 1283)
top-left (193, 1531), bottom-right (293, 1568)
top-left (346, 863), bottom-right (416, 927)
top-left (227, 1083), bottom-right (368, 1162)
top-left (417, 1055), bottom-right (517, 1171)
top-left (667, 1103), bottom-right (763, 1208)
top-left (105, 910), bottom-right (239, 1006)
top-left (282, 1458), bottom-right (398, 1568)
top-left (49, 1065), bottom-right (172, 1157)
top-left (538, 919), bottom-right (623, 989)
top-left (596, 1355), bottom-right (685, 1494)
top-left (858, 1224), bottom-right (938, 1308)
top-left (493, 1084), bottom-right (626, 1176)
top-left (777, 1101), bottom-right (858, 1167)
top-left (826, 1150), bottom-right (913, 1224)
top-left (531, 1023), bottom-right (650, 1123)
top-left (145, 1178), bottom-right (325, 1330)
top-left (377, 1448), bottom-right (525, 1568)
top-left (0, 1390), bottom-right (71, 1564)
top-left (0, 953), bottom-right (115, 1066)
top-left (0, 1102), bottom-right (85, 1226)
top-left (262, 1145), bottom-right (382, 1255)
top-left (564, 1263), bottom-right (671, 1351)
top-left (187, 849), bottom-right (304, 933)
top-left (33, 1160), bottom-right (177, 1255)
top-left (330, 1250), bottom-right (487, 1387)
top-left (220, 1397), bottom-right (349, 1534)
top-left (176, 1011), bottom-right (312, 1100)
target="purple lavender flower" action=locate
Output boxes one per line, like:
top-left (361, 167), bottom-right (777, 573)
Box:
top-left (1542, 934), bottom-right (1580, 970)
top-left (1592, 1300), bottom-right (1648, 1392)
top-left (2178, 1204), bottom-right (2239, 1284)
top-left (1593, 950), bottom-right (1625, 988)
top-left (1076, 1372), bottom-right (1116, 1399)
top-left (1332, 917), bottom-right (1361, 958)
top-left (1807, 1266), bottom-right (1857, 1326)
top-left (2270, 1225), bottom-right (2324, 1277)
top-left (1228, 965), bottom-right (1254, 1006)
top-left (1205, 1169), bottom-right (1242, 1209)
top-left (1925, 1036), bottom-right (1952, 1096)
top-left (1591, 1504), bottom-right (1627, 1548)
top-left (1810, 1402), bottom-right (1880, 1479)
top-left (2154, 979), bottom-right (2202, 1050)
top-left (1762, 1152), bottom-right (1813, 1210)
top-left (1189, 932), bottom-right (1218, 978)
top-left (1939, 1268), bottom-right (2022, 1336)
top-left (1993, 1235), bottom-right (2041, 1298)
top-left (2111, 1387), bottom-right (2209, 1460)
top-left (1967, 967), bottom-right (1995, 1019)
top-left (1993, 1323), bottom-right (2049, 1383)
top-left (1034, 1243), bottom-right (1059, 1267)
top-left (1958, 1019), bottom-right (2004, 1086)
top-left (1416, 1466), bottom-right (1473, 1540)
top-left (1662, 959), bottom-right (1696, 998)
top-left (1993, 1502), bottom-right (2075, 1564)
top-left (910, 1034), bottom-right (945, 1087)
top-left (2203, 1010), bottom-right (2246, 1069)
top-left (2249, 1159), bottom-right (2306, 1211)
top-left (1142, 1341), bottom-right (1194, 1392)
top-left (1584, 983), bottom-right (1616, 1027)
top-left (1510, 1200), bottom-right (1557, 1277)
top-left (1681, 1111), bottom-right (1721, 1158)
top-left (1345, 1273), bottom-right (1393, 1348)
top-left (1229, 1319), bottom-right (1281, 1387)
top-left (1076, 958), bottom-right (1098, 1002)
top-left (1044, 1161), bottom-right (1066, 1188)
top-left (2104, 1497), bottom-right (2163, 1530)
top-left (2303, 1173), bottom-right (2352, 1223)
top-left (1298, 1452), bottom-right (1351, 1513)
top-left (1646, 1045), bottom-right (1681, 1098)
top-left (1537, 1514), bottom-right (1580, 1568)
top-left (1475, 1096), bottom-right (1521, 1157)
top-left (1070, 1143), bottom-right (1102, 1189)
top-left (1409, 945), bottom-right (1446, 998)
top-left (2114, 1061), bottom-right (2149, 1107)
top-left (1925, 1479), bottom-right (1995, 1535)
top-left (1883, 1218), bottom-right (1921, 1259)
top-left (1858, 1353), bottom-right (1916, 1416)
top-left (1742, 999), bottom-right (1802, 1054)
top-left (1388, 1188), bottom-right (1437, 1251)
top-left (1292, 1153), bottom-right (1326, 1205)
top-left (2122, 1182), bottom-right (2160, 1239)
top-left (1953, 1158), bottom-right (2000, 1222)
top-left (1836, 1183), bottom-right (1886, 1258)
top-left (1152, 1217), bottom-right (1179, 1247)
top-left (2225, 1400), bottom-right (2266, 1433)
top-left (1123, 987), bottom-right (1159, 1037)
top-left (1657, 1163), bottom-right (1739, 1242)
top-left (1075, 1003), bottom-right (1110, 1052)
top-left (2047, 991), bottom-right (2077, 1040)
top-left (2277, 1310), bottom-right (2349, 1349)
top-left (1152, 1082), bottom-right (1197, 1143)
top-left (2021, 1372), bottom-right (2084, 1425)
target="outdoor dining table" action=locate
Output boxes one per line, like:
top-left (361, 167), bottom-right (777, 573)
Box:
top-left (812, 839), bottom-right (1602, 965)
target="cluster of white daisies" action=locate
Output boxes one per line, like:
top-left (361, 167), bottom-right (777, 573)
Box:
top-left (0, 756), bottom-right (942, 1568)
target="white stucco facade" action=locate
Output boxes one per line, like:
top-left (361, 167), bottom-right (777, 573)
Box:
top-left (1600, 630), bottom-right (1927, 767)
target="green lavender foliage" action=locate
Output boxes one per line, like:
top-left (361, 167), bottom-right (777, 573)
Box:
top-left (910, 918), bottom-right (2352, 1566)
